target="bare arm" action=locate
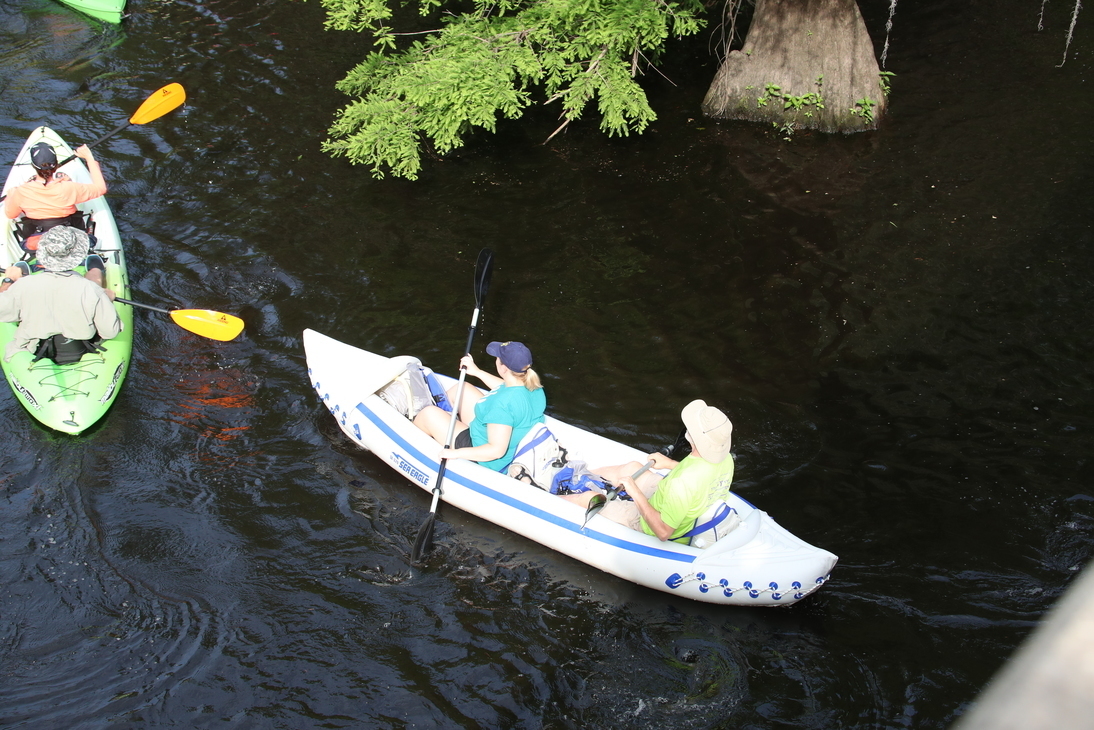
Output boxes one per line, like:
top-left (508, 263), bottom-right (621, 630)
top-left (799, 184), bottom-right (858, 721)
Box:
top-left (75, 145), bottom-right (108, 197)
top-left (4, 189), bottom-right (22, 219)
top-left (0, 265), bottom-right (22, 292)
top-left (459, 354), bottom-right (503, 390)
top-left (618, 475), bottom-right (676, 541)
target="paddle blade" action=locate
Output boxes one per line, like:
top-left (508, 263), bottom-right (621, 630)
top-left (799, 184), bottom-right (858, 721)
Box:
top-left (666, 427), bottom-right (691, 461)
top-left (129, 83), bottom-right (186, 125)
top-left (168, 309), bottom-right (245, 341)
top-left (582, 493), bottom-right (607, 528)
top-left (474, 248), bottom-right (494, 306)
top-left (411, 513), bottom-right (436, 563)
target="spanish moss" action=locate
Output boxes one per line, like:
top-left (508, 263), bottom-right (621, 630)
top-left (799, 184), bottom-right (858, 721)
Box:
top-left (880, 0), bottom-right (898, 68)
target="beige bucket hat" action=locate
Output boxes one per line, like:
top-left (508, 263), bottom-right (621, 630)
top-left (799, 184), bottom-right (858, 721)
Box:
top-left (681, 399), bottom-right (733, 463)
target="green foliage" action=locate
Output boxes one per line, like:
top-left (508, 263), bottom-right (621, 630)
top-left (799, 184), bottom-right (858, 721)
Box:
top-left (850, 98), bottom-right (876, 124)
top-left (878, 71), bottom-right (895, 97)
top-left (315, 0), bottom-right (705, 179)
top-left (756, 76), bottom-right (825, 126)
top-left (772, 120), bottom-right (795, 141)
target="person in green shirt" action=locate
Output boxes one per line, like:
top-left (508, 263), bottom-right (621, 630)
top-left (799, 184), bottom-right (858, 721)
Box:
top-left (580, 400), bottom-right (735, 543)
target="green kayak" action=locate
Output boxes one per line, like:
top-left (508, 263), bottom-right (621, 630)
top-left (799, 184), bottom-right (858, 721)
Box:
top-left (1, 127), bottom-right (133, 434)
top-left (55, 0), bottom-right (126, 23)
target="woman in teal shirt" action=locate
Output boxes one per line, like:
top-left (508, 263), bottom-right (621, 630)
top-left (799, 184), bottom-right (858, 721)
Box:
top-left (413, 341), bottom-right (546, 471)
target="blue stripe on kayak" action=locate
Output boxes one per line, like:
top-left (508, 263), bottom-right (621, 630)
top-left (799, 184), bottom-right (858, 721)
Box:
top-left (355, 401), bottom-right (695, 564)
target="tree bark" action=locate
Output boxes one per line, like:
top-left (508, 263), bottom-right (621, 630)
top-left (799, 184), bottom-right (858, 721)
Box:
top-left (702, 0), bottom-right (887, 133)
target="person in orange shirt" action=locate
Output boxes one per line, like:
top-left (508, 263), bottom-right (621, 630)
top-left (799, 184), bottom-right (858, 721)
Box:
top-left (4, 142), bottom-right (107, 243)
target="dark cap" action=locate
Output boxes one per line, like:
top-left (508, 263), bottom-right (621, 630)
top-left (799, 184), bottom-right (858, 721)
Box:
top-left (30, 142), bottom-right (58, 171)
top-left (486, 341), bottom-right (533, 372)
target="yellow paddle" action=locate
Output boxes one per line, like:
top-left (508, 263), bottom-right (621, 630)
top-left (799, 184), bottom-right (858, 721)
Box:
top-left (57, 83), bottom-right (187, 165)
top-left (2, 83), bottom-right (187, 203)
top-left (116, 298), bottom-right (245, 342)
top-left (126, 83), bottom-right (187, 126)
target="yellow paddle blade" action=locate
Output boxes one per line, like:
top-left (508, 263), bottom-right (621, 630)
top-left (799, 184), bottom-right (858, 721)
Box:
top-left (169, 309), bottom-right (245, 341)
top-left (129, 83), bottom-right (186, 125)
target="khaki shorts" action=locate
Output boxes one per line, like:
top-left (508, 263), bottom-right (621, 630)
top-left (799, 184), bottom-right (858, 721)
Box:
top-left (600, 499), bottom-right (642, 531)
top-left (597, 475), bottom-right (657, 532)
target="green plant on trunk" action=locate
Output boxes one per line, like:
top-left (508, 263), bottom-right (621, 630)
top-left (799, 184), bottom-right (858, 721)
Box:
top-left (756, 76), bottom-right (825, 119)
top-left (850, 98), bottom-right (876, 124)
top-left (878, 71), bottom-right (895, 97)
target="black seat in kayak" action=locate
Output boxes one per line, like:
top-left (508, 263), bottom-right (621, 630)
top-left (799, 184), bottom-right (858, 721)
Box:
top-left (32, 334), bottom-right (104, 365)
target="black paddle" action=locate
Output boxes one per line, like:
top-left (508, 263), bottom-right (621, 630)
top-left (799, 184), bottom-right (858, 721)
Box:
top-left (581, 427), bottom-right (689, 527)
top-left (665, 426), bottom-right (692, 461)
top-left (411, 248), bottom-right (494, 563)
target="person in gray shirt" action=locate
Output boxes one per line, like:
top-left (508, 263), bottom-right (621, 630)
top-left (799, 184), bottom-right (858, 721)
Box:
top-left (0, 225), bottom-right (121, 363)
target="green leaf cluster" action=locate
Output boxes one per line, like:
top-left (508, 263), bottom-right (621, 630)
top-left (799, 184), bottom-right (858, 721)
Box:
top-left (316, 0), bottom-right (705, 178)
top-left (756, 77), bottom-right (825, 118)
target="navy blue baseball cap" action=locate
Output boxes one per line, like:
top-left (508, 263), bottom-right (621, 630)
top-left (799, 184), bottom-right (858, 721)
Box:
top-left (30, 142), bottom-right (58, 175)
top-left (486, 341), bottom-right (533, 372)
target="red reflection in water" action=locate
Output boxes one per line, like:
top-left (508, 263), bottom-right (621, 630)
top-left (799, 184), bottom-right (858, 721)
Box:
top-left (168, 368), bottom-right (256, 442)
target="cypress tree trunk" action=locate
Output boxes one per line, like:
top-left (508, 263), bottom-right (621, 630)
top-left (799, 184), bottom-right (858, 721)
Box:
top-left (702, 0), bottom-right (887, 132)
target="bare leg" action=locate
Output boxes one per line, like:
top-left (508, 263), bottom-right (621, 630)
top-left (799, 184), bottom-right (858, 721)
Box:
top-left (555, 463), bottom-right (644, 509)
top-left (591, 462), bottom-right (663, 495)
top-left (413, 404), bottom-right (467, 444)
top-left (560, 462), bottom-right (663, 532)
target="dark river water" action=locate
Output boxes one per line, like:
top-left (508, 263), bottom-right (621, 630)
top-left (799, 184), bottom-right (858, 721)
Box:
top-left (2, 0), bottom-right (1092, 727)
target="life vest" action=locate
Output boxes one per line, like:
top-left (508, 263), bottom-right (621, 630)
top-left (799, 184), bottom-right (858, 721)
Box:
top-left (16, 210), bottom-right (93, 252)
top-left (682, 501), bottom-right (741, 549)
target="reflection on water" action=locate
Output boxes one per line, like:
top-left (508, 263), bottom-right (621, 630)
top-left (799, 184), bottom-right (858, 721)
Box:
top-left (161, 363), bottom-right (256, 441)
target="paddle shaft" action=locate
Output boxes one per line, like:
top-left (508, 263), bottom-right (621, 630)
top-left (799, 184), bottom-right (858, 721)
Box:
top-left (412, 248), bottom-right (494, 563)
top-left (427, 274), bottom-right (488, 512)
top-left (53, 126), bottom-right (125, 169)
top-left (606, 460), bottom-right (656, 501)
top-left (582, 460), bottom-right (658, 527)
top-left (86, 121), bottom-right (133, 150)
top-left (426, 314), bottom-right (479, 512)
top-left (61, 83), bottom-right (186, 166)
top-left (115, 297), bottom-right (170, 314)
top-left (54, 120), bottom-right (136, 168)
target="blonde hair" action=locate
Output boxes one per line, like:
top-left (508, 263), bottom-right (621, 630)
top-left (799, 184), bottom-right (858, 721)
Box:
top-left (516, 367), bottom-right (542, 391)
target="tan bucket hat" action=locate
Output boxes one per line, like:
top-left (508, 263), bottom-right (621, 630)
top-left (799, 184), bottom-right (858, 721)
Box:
top-left (681, 399), bottom-right (733, 463)
top-left (38, 225), bottom-right (90, 272)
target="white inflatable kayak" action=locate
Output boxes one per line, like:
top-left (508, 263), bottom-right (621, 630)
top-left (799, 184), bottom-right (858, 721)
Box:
top-left (304, 329), bottom-right (838, 606)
